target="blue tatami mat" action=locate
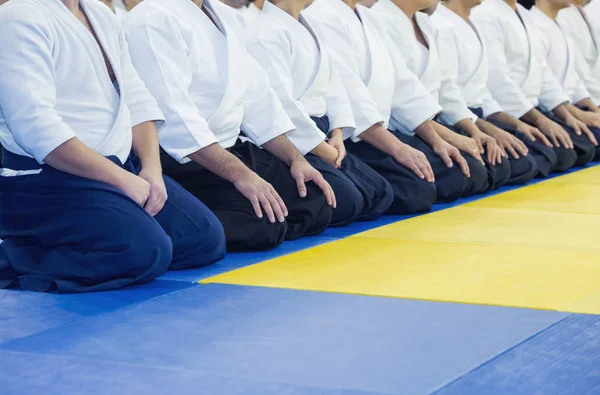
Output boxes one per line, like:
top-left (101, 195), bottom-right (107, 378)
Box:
top-left (0, 284), bottom-right (568, 395)
top-left (434, 314), bottom-right (600, 395)
top-left (0, 279), bottom-right (194, 344)
top-left (0, 350), bottom-right (384, 395)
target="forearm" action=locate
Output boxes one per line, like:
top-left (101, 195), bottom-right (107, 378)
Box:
top-left (431, 121), bottom-right (459, 143)
top-left (486, 111), bottom-right (522, 130)
top-left (415, 120), bottom-right (446, 147)
top-left (551, 103), bottom-right (573, 122)
top-left (188, 143), bottom-right (253, 183)
top-left (575, 98), bottom-right (599, 112)
top-left (262, 135), bottom-right (305, 166)
top-left (455, 119), bottom-right (483, 137)
top-left (474, 118), bottom-right (496, 135)
top-left (520, 108), bottom-right (547, 127)
top-left (44, 138), bottom-right (131, 189)
top-left (359, 124), bottom-right (406, 157)
top-left (131, 121), bottom-right (162, 172)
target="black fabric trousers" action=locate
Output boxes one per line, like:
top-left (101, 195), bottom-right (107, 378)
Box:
top-left (381, 131), bottom-right (469, 203)
top-left (468, 108), bottom-right (538, 184)
top-left (540, 108), bottom-right (594, 168)
top-left (484, 118), bottom-right (558, 178)
top-left (161, 140), bottom-right (332, 252)
top-left (437, 121), bottom-right (503, 192)
top-left (575, 105), bottom-right (600, 162)
top-left (309, 115), bottom-right (394, 224)
top-left (306, 153), bottom-right (394, 226)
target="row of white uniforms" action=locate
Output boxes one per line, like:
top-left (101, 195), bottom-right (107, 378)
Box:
top-left (429, 3), bottom-right (555, 177)
top-left (303, 0), bottom-right (469, 203)
top-left (245, 1), bottom-right (398, 224)
top-left (470, 0), bottom-right (594, 169)
top-left (0, 0), bottom-right (226, 292)
top-left (371, 0), bottom-right (503, 193)
top-left (529, 5), bottom-right (600, 161)
top-left (557, 4), bottom-right (600, 105)
top-left (123, 0), bottom-right (333, 251)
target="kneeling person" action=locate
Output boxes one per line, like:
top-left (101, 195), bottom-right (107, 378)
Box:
top-left (245, 0), bottom-right (396, 225)
top-left (0, 0), bottom-right (226, 293)
top-left (124, 0), bottom-right (334, 251)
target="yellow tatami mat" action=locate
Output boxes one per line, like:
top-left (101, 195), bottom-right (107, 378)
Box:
top-left (204, 166), bottom-right (600, 314)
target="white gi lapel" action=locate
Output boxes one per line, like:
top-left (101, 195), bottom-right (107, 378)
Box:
top-left (298, 15), bottom-right (330, 104)
top-left (47, 0), bottom-right (128, 156)
top-left (201, 0), bottom-right (246, 137)
top-left (414, 13), bottom-right (442, 99)
top-left (515, 5), bottom-right (542, 102)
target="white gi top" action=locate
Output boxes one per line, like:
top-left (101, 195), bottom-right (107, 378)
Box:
top-left (305, 0), bottom-right (441, 137)
top-left (558, 5), bottom-right (600, 104)
top-left (431, 5), bottom-right (504, 118)
top-left (233, 2), bottom-right (260, 28)
top-left (115, 6), bottom-right (128, 22)
top-left (245, 2), bottom-right (355, 154)
top-left (372, 0), bottom-right (477, 127)
top-left (124, 0), bottom-right (294, 164)
top-left (529, 6), bottom-right (590, 105)
top-left (0, 0), bottom-right (164, 165)
top-left (585, 0), bottom-right (600, 38)
top-left (471, 0), bottom-right (569, 118)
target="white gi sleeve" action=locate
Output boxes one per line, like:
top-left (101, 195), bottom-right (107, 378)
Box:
top-left (240, 49), bottom-right (296, 149)
top-left (473, 14), bottom-right (535, 119)
top-left (533, 30), bottom-right (570, 111)
top-left (0, 15), bottom-right (77, 164)
top-left (305, 14), bottom-right (384, 140)
top-left (374, 18), bottom-right (442, 133)
top-left (245, 29), bottom-right (325, 155)
top-left (324, 66), bottom-right (356, 140)
top-left (116, 23), bottom-right (165, 130)
top-left (124, 18), bottom-right (217, 164)
top-left (434, 27), bottom-right (479, 126)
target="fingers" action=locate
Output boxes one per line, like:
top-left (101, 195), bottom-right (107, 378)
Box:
top-left (258, 194), bottom-right (276, 223)
top-left (438, 149), bottom-right (454, 168)
top-left (267, 190), bottom-right (285, 223)
top-left (451, 150), bottom-right (470, 178)
top-left (475, 138), bottom-right (485, 154)
top-left (561, 130), bottom-right (574, 149)
top-left (313, 175), bottom-right (336, 208)
top-left (272, 188), bottom-right (289, 217)
top-left (506, 144), bottom-right (519, 160)
top-left (524, 130), bottom-right (536, 142)
top-left (535, 132), bottom-right (553, 147)
top-left (144, 190), bottom-right (166, 217)
top-left (420, 156), bottom-right (435, 182)
top-left (335, 147), bottom-right (346, 168)
top-left (470, 147), bottom-right (485, 166)
top-left (514, 138), bottom-right (529, 156)
top-left (250, 195), bottom-right (263, 219)
top-left (549, 132), bottom-right (560, 148)
top-left (408, 162), bottom-right (425, 180)
top-left (495, 146), bottom-right (503, 165)
top-left (295, 176), bottom-right (308, 198)
top-left (572, 124), bottom-right (582, 136)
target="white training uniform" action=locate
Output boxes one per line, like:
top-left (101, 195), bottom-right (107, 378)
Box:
top-left (244, 1), bottom-right (355, 155)
top-left (529, 6), bottom-right (590, 105)
top-left (371, 0), bottom-right (477, 127)
top-left (0, 0), bottom-right (164, 167)
top-left (585, 0), bottom-right (600, 39)
top-left (430, 4), bottom-right (504, 119)
top-left (470, 0), bottom-right (569, 118)
top-left (123, 0), bottom-right (294, 164)
top-left (303, 0), bottom-right (441, 137)
top-left (557, 5), bottom-right (600, 105)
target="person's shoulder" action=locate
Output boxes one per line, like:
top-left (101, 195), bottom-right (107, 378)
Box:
top-left (0, 0), bottom-right (50, 34)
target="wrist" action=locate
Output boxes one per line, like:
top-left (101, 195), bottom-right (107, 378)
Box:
top-left (329, 128), bottom-right (343, 139)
